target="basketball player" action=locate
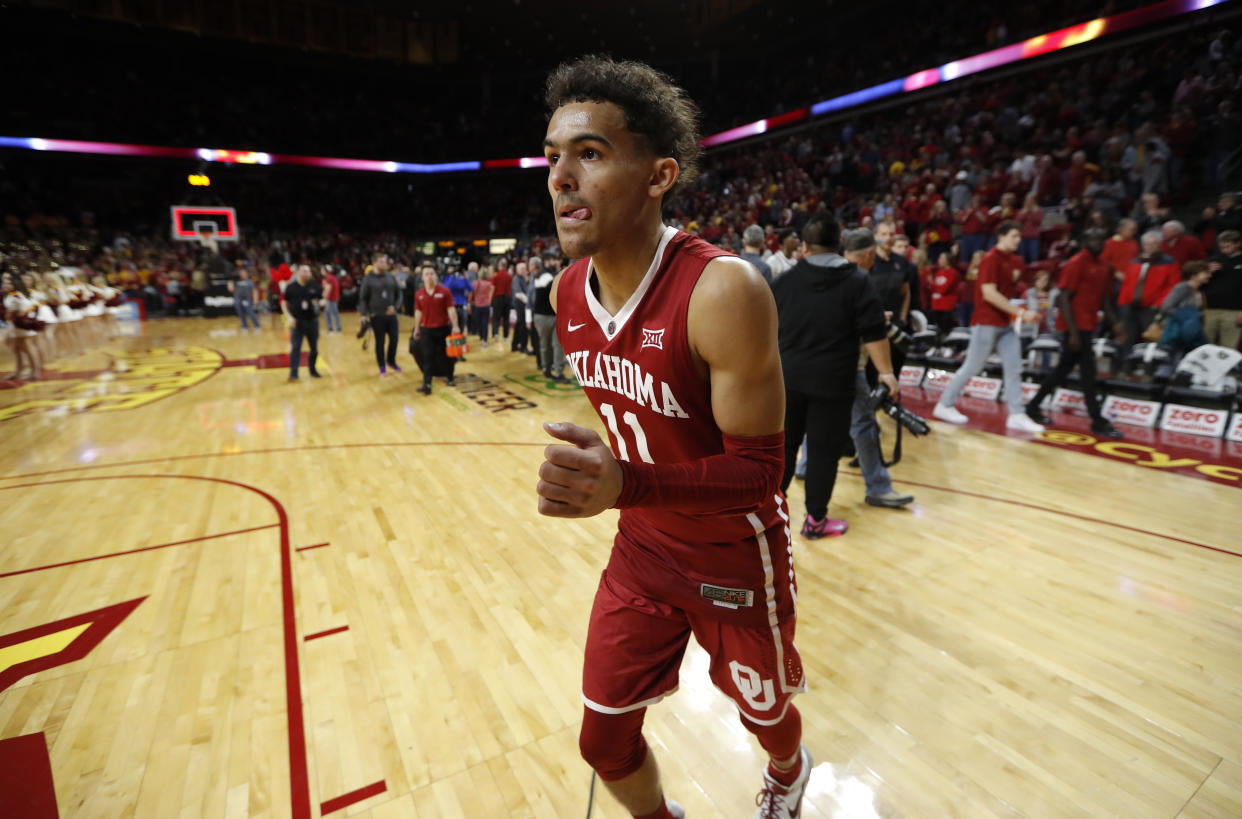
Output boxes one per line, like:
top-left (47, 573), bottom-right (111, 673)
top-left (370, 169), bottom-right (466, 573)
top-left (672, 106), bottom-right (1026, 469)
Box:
top-left (536, 56), bottom-right (810, 819)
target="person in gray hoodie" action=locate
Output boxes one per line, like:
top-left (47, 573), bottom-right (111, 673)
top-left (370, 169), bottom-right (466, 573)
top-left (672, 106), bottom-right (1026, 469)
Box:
top-left (358, 253), bottom-right (403, 376)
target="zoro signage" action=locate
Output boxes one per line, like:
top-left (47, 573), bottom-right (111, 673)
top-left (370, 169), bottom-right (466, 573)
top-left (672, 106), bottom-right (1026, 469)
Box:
top-left (1159, 404), bottom-right (1229, 438)
top-left (1102, 395), bottom-right (1162, 429)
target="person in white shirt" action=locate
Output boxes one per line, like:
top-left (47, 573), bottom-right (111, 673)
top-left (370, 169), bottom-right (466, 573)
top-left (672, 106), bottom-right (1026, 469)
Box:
top-left (765, 229), bottom-right (800, 279)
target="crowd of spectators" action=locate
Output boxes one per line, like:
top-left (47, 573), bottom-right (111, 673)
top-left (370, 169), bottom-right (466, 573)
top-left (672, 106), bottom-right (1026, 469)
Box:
top-left (3, 13), bottom-right (1241, 376)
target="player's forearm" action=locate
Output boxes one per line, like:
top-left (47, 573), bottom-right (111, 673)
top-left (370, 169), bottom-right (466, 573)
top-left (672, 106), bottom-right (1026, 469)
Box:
top-left (982, 287), bottom-right (1019, 315)
top-left (614, 432), bottom-right (784, 514)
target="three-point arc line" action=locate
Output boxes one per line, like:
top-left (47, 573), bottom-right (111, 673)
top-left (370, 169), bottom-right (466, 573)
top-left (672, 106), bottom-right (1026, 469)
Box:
top-left (295, 542), bottom-right (330, 553)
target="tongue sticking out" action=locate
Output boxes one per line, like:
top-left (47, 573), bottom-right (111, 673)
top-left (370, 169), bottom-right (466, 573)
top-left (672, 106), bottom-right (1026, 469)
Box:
top-left (567, 207), bottom-right (592, 220)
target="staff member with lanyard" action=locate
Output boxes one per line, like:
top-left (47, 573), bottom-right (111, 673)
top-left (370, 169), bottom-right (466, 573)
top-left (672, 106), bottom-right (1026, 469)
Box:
top-left (282, 264), bottom-right (322, 382)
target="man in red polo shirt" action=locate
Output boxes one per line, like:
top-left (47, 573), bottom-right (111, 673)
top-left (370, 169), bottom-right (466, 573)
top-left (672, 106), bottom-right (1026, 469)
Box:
top-left (412, 263), bottom-right (460, 395)
top-left (1025, 229), bottom-right (1123, 438)
top-left (1118, 231), bottom-right (1180, 371)
top-left (933, 221), bottom-right (1046, 433)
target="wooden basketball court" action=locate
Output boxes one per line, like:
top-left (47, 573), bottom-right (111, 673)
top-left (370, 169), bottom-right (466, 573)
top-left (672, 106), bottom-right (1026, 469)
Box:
top-left (1, 316), bottom-right (1239, 818)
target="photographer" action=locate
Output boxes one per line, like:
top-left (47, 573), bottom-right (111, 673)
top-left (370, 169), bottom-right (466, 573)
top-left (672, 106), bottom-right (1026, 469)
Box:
top-left (844, 230), bottom-right (916, 509)
top-left (772, 211), bottom-right (897, 539)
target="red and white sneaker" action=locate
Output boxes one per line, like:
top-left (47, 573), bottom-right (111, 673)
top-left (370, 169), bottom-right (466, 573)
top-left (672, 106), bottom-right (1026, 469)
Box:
top-left (753, 745), bottom-right (813, 818)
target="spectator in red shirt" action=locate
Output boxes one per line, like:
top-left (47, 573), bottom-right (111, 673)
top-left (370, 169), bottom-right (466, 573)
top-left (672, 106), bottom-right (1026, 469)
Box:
top-left (1034, 155), bottom-right (1062, 206)
top-left (1161, 221), bottom-right (1206, 265)
top-left (1118, 231), bottom-right (1181, 371)
top-left (1101, 219), bottom-right (1139, 281)
top-left (491, 258), bottom-right (514, 342)
top-left (472, 268), bottom-right (495, 347)
top-left (923, 201), bottom-right (953, 260)
top-left (1017, 194), bottom-right (1044, 263)
top-left (321, 264), bottom-right (341, 333)
top-left (956, 193), bottom-right (990, 263)
top-left (987, 192), bottom-right (1018, 247)
top-left (1065, 151), bottom-right (1095, 201)
top-left (928, 251), bottom-right (960, 333)
top-left (933, 221), bottom-right (1046, 433)
top-left (957, 250), bottom-right (984, 327)
top-left (1025, 229), bottom-right (1122, 438)
top-left (413, 263), bottom-right (461, 395)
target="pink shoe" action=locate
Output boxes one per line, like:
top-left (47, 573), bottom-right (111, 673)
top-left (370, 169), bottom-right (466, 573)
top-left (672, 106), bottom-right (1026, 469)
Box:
top-left (801, 515), bottom-right (847, 539)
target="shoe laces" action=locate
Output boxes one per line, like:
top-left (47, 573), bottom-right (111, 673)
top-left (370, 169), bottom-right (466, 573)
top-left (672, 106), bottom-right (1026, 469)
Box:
top-left (755, 780), bottom-right (790, 818)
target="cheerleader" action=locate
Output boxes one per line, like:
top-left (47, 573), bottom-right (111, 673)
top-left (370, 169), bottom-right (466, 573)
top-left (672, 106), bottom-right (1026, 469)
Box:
top-left (47, 271), bottom-right (84, 357)
top-left (23, 272), bottom-right (59, 364)
top-left (93, 274), bottom-right (123, 336)
top-left (65, 274), bottom-right (102, 347)
top-left (3, 272), bottom-right (43, 379)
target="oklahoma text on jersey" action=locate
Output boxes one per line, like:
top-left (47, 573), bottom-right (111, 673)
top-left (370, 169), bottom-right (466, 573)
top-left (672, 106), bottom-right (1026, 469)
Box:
top-left (563, 350), bottom-right (688, 419)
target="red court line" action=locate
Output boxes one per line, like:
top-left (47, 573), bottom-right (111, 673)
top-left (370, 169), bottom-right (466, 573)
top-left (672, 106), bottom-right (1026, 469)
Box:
top-left (304, 625), bottom-right (349, 642)
top-left (295, 542), bottom-right (330, 553)
top-left (839, 469), bottom-right (1242, 559)
top-left (0, 474), bottom-right (311, 819)
top-left (0, 441), bottom-right (546, 481)
top-left (0, 523), bottom-right (279, 578)
top-left (321, 780), bottom-right (387, 815)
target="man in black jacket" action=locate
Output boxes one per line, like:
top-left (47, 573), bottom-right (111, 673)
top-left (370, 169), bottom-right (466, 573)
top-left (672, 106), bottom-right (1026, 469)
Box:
top-left (771, 212), bottom-right (897, 539)
top-left (282, 264), bottom-right (322, 382)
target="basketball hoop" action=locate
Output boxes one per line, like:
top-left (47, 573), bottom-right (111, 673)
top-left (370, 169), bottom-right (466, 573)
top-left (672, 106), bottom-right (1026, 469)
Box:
top-left (170, 205), bottom-right (239, 243)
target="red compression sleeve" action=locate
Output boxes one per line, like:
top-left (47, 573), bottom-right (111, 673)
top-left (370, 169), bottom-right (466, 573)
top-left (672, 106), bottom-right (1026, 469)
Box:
top-left (613, 431), bottom-right (784, 514)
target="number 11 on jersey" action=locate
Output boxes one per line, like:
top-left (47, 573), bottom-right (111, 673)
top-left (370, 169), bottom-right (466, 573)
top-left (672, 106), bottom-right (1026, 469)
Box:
top-left (598, 402), bottom-right (654, 464)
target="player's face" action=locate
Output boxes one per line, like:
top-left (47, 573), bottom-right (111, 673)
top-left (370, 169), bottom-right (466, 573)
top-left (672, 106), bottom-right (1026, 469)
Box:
top-left (544, 101), bottom-right (669, 259)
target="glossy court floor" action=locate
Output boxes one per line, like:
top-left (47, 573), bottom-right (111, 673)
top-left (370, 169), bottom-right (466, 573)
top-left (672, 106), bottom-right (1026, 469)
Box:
top-left (0, 315), bottom-right (1239, 819)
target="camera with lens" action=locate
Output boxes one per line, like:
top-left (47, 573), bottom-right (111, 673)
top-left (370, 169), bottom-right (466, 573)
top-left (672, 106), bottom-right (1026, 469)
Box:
top-left (885, 320), bottom-right (912, 353)
top-left (868, 382), bottom-right (930, 436)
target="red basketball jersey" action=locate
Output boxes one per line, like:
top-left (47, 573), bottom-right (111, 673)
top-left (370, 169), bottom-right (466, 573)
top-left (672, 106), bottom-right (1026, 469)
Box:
top-left (556, 226), bottom-right (794, 627)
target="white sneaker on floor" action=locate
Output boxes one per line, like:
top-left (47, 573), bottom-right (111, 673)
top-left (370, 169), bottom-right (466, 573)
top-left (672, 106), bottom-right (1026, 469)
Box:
top-left (753, 745), bottom-right (812, 818)
top-left (668, 799), bottom-right (685, 818)
top-left (933, 403), bottom-right (969, 424)
top-left (1006, 413), bottom-right (1046, 434)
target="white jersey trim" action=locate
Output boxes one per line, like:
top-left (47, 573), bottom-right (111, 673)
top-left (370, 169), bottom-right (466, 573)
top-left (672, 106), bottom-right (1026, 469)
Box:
top-left (748, 501), bottom-right (800, 695)
top-left (584, 224), bottom-right (678, 341)
top-left (582, 686), bottom-right (679, 715)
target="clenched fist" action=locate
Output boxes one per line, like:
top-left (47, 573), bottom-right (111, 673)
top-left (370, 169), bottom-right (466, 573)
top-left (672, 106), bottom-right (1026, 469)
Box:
top-left (537, 422), bottom-right (624, 518)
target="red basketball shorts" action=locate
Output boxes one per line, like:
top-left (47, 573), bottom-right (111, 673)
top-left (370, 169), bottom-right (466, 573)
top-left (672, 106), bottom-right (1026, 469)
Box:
top-left (581, 568), bottom-right (805, 726)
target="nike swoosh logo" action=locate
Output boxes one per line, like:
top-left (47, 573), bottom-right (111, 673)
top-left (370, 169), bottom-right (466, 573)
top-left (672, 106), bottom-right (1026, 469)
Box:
top-left (567, 321), bottom-right (587, 332)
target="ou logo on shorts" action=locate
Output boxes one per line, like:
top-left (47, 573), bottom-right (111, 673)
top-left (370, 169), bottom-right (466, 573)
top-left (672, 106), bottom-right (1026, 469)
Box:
top-left (729, 661), bottom-right (775, 711)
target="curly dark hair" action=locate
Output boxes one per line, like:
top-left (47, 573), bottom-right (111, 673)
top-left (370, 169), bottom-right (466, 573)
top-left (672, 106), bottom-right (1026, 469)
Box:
top-left (545, 55), bottom-right (702, 197)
